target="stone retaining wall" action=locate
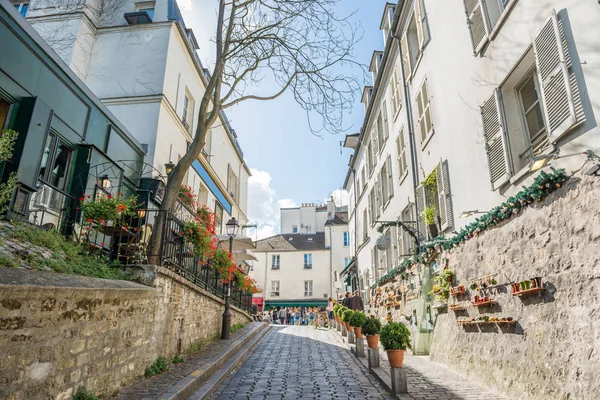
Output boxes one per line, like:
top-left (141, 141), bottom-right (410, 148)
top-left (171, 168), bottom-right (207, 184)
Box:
top-left (0, 267), bottom-right (251, 400)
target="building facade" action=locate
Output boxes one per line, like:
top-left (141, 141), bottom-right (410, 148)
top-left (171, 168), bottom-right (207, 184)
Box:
top-left (251, 199), bottom-right (351, 310)
top-left (343, 0), bottom-right (600, 351)
top-left (21, 0), bottom-right (250, 229)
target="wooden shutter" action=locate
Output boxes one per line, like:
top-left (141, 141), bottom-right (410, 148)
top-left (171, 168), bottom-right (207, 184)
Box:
top-left (383, 102), bottom-right (389, 140)
top-left (534, 10), bottom-right (579, 143)
top-left (415, 184), bottom-right (427, 240)
top-left (436, 160), bottom-right (453, 231)
top-left (386, 156), bottom-right (394, 200)
top-left (463, 0), bottom-right (489, 54)
top-left (481, 89), bottom-right (511, 190)
top-left (401, 33), bottom-right (411, 79)
top-left (414, 0), bottom-right (429, 49)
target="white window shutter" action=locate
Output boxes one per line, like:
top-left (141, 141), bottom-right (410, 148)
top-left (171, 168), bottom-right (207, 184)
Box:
top-left (383, 103), bottom-right (389, 140)
top-left (401, 33), bottom-right (411, 79)
top-left (414, 0), bottom-right (429, 49)
top-left (481, 89), bottom-right (511, 190)
top-left (436, 160), bottom-right (453, 231)
top-left (386, 156), bottom-right (394, 199)
top-left (463, 0), bottom-right (490, 54)
top-left (534, 10), bottom-right (579, 143)
top-left (415, 184), bottom-right (427, 241)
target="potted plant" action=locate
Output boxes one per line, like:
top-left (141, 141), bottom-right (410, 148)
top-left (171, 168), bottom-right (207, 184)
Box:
top-left (341, 309), bottom-right (354, 331)
top-left (362, 316), bottom-right (382, 349)
top-left (422, 206), bottom-right (438, 239)
top-left (349, 311), bottom-right (367, 338)
top-left (380, 322), bottom-right (411, 368)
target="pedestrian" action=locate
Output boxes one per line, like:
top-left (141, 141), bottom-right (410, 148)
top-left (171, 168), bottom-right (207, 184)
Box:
top-left (278, 307), bottom-right (285, 325)
top-left (341, 291), bottom-right (352, 307)
top-left (326, 297), bottom-right (334, 328)
top-left (272, 308), bottom-right (277, 324)
top-left (287, 308), bottom-right (292, 325)
top-left (349, 290), bottom-right (364, 311)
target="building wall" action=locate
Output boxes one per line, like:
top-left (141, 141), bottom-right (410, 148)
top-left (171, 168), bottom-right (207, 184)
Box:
top-left (327, 224), bottom-right (351, 297)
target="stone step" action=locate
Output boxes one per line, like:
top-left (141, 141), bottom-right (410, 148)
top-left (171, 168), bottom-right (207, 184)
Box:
top-left (156, 322), bottom-right (271, 400)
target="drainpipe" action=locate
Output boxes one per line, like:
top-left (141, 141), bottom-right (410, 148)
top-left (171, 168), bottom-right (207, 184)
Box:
top-left (328, 225), bottom-right (333, 298)
top-left (393, 34), bottom-right (422, 254)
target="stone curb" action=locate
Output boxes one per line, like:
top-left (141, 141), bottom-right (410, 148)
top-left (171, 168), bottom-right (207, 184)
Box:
top-left (156, 322), bottom-right (270, 400)
top-left (188, 323), bottom-right (272, 400)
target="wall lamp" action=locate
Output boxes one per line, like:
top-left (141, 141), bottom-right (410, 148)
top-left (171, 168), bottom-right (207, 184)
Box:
top-left (164, 161), bottom-right (175, 175)
top-left (529, 149), bottom-right (599, 172)
top-left (459, 210), bottom-right (489, 219)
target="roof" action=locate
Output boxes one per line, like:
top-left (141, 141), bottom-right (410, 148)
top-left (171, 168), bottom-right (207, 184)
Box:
top-left (324, 212), bottom-right (349, 226)
top-left (255, 233), bottom-right (326, 252)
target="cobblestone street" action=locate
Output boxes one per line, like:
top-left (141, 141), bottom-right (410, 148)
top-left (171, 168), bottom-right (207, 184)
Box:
top-left (206, 326), bottom-right (392, 400)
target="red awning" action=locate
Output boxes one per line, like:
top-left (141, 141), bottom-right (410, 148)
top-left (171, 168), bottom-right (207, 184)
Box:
top-left (252, 297), bottom-right (264, 305)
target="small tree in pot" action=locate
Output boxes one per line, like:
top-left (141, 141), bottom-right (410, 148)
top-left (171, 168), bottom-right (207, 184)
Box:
top-left (341, 309), bottom-right (354, 331)
top-left (380, 322), bottom-right (411, 368)
top-left (349, 311), bottom-right (366, 338)
top-left (361, 316), bottom-right (382, 349)
top-left (333, 304), bottom-right (342, 322)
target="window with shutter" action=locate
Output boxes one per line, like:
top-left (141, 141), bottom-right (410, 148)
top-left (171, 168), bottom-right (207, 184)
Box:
top-left (415, 185), bottom-right (428, 241)
top-left (386, 156), bottom-right (394, 200)
top-left (383, 101), bottom-right (389, 140)
top-left (534, 10), bottom-right (581, 143)
top-left (391, 62), bottom-right (403, 117)
top-left (400, 34), bottom-right (411, 80)
top-left (481, 89), bottom-right (512, 190)
top-left (416, 79), bottom-right (434, 146)
top-left (372, 128), bottom-right (379, 155)
top-left (396, 128), bottom-right (408, 181)
top-left (401, 204), bottom-right (414, 256)
top-left (436, 160), bottom-right (453, 231)
top-left (375, 179), bottom-right (382, 217)
top-left (414, 0), bottom-right (430, 49)
top-left (463, 0), bottom-right (490, 54)
top-left (363, 209), bottom-right (368, 241)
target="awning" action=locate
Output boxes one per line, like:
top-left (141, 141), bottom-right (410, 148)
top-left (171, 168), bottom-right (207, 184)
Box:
top-left (252, 297), bottom-right (264, 305)
top-left (265, 300), bottom-right (328, 309)
top-left (339, 257), bottom-right (356, 278)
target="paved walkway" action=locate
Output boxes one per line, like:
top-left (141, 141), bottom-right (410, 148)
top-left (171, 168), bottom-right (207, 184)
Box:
top-left (208, 326), bottom-right (393, 399)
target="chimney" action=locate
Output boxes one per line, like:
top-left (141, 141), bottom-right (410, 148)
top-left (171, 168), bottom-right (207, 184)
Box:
top-left (327, 197), bottom-right (335, 221)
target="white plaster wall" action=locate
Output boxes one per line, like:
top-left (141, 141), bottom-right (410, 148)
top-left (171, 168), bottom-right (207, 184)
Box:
top-left (316, 210), bottom-right (327, 232)
top-left (328, 225), bottom-right (351, 295)
top-left (280, 208), bottom-right (300, 234)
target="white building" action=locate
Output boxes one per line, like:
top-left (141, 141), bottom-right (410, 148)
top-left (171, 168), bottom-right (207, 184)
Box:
top-left (343, 0), bottom-right (600, 342)
top-left (22, 0), bottom-right (250, 228)
top-left (250, 199), bottom-right (351, 310)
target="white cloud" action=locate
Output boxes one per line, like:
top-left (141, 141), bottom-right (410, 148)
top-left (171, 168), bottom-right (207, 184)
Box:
top-left (328, 189), bottom-right (349, 207)
top-left (247, 169), bottom-right (296, 240)
top-left (177, 0), bottom-right (194, 12)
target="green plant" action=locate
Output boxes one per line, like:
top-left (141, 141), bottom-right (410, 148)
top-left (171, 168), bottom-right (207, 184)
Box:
top-left (187, 336), bottom-right (217, 354)
top-left (79, 193), bottom-right (138, 227)
top-left (333, 303), bottom-right (342, 315)
top-left (429, 269), bottom-right (454, 300)
top-left (341, 309), bottom-right (354, 323)
top-left (335, 305), bottom-right (347, 318)
top-left (212, 247), bottom-right (235, 283)
top-left (348, 311), bottom-right (366, 328)
top-left (145, 356), bottom-right (169, 378)
top-left (181, 219), bottom-right (215, 257)
top-left (380, 322), bottom-right (411, 351)
top-left (231, 322), bottom-right (245, 333)
top-left (73, 386), bottom-right (99, 400)
top-left (361, 316), bottom-right (382, 336)
top-left (422, 206), bottom-right (437, 225)
top-left (421, 168), bottom-right (437, 193)
top-left (0, 254), bottom-right (19, 268)
top-left (172, 355), bottom-right (184, 364)
top-left (0, 129), bottom-right (18, 162)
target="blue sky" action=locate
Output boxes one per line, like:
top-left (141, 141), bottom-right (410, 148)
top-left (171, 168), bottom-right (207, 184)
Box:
top-left (180, 0), bottom-right (389, 236)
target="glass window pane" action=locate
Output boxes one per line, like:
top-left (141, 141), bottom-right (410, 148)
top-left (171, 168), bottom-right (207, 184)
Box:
top-left (49, 142), bottom-right (72, 190)
top-left (425, 108), bottom-right (432, 132)
top-left (519, 76), bottom-right (538, 111)
top-left (0, 99), bottom-right (11, 129)
top-left (525, 105), bottom-right (546, 139)
top-left (39, 135), bottom-right (54, 181)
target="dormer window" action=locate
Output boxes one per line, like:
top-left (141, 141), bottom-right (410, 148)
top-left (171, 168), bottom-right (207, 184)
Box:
top-left (136, 2), bottom-right (155, 19)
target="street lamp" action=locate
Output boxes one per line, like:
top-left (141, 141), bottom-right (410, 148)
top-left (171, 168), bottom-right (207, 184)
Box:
top-left (221, 217), bottom-right (239, 340)
top-left (164, 161), bottom-right (175, 175)
top-left (98, 175), bottom-right (111, 189)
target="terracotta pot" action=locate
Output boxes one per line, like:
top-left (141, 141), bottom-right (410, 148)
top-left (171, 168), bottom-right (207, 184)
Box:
top-left (511, 283), bottom-right (520, 293)
top-left (366, 334), bottom-right (379, 349)
top-left (428, 224), bottom-right (439, 239)
top-left (354, 327), bottom-right (363, 338)
top-left (346, 322), bottom-right (352, 331)
top-left (386, 349), bottom-right (405, 368)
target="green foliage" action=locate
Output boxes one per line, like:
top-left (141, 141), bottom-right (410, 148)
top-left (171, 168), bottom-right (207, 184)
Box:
top-left (187, 336), bottom-right (217, 354)
top-left (79, 193), bottom-right (138, 225)
top-left (333, 303), bottom-right (342, 314)
top-left (361, 316), bottom-right (382, 336)
top-left (0, 173), bottom-right (17, 215)
top-left (181, 219), bottom-right (214, 257)
top-left (73, 386), bottom-right (99, 400)
top-left (172, 355), bottom-right (184, 364)
top-left (3, 223), bottom-right (125, 279)
top-left (370, 169), bottom-right (569, 290)
top-left (348, 311), bottom-right (366, 327)
top-left (231, 322), bottom-right (245, 333)
top-left (341, 309), bottom-right (353, 323)
top-left (380, 322), bottom-right (411, 351)
top-left (421, 168), bottom-right (437, 193)
top-left (429, 270), bottom-right (453, 300)
top-left (422, 206), bottom-right (436, 225)
top-left (0, 129), bottom-right (18, 162)
top-left (0, 254), bottom-right (19, 268)
top-left (335, 305), bottom-right (347, 318)
top-left (212, 248), bottom-right (235, 283)
top-left (145, 356), bottom-right (169, 378)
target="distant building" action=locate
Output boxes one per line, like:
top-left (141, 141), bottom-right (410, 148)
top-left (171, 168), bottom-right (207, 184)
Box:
top-left (250, 198), bottom-right (351, 310)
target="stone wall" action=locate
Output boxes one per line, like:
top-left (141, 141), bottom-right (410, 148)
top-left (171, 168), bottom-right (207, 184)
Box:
top-left (0, 267), bottom-right (251, 400)
top-left (428, 175), bottom-right (600, 400)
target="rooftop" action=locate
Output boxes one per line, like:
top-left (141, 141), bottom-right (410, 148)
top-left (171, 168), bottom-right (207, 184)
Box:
top-left (255, 233), bottom-right (327, 252)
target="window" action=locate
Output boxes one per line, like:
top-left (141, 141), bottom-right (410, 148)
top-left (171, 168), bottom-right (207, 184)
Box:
top-left (379, 157), bottom-right (394, 207)
top-left (366, 141), bottom-right (374, 176)
top-left (0, 98), bottom-right (13, 130)
top-left (396, 128), bottom-right (408, 181)
top-left (13, 2), bottom-right (29, 17)
top-left (390, 62), bottom-right (403, 117)
top-left (375, 179), bottom-right (382, 216)
top-left (271, 281), bottom-right (280, 297)
top-left (271, 255), bottom-right (280, 270)
top-left (361, 168), bottom-right (366, 190)
top-left (304, 281), bottom-right (313, 297)
top-left (376, 102), bottom-right (389, 152)
top-left (38, 134), bottom-right (73, 192)
top-left (292, 225), bottom-right (298, 233)
top-left (303, 253), bottom-right (312, 269)
top-left (415, 161), bottom-right (453, 238)
top-left (214, 202), bottom-right (223, 234)
top-left (517, 73), bottom-right (549, 159)
top-left (462, 0), bottom-right (513, 55)
top-left (400, 0), bottom-right (429, 79)
top-left (182, 92), bottom-right (193, 129)
top-left (399, 204), bottom-right (414, 258)
top-left (343, 232), bottom-right (350, 247)
top-left (362, 209), bottom-right (368, 241)
top-left (344, 257), bottom-right (351, 267)
top-left (136, 2), bottom-right (155, 20)
top-left (227, 165), bottom-right (239, 202)
top-left (416, 78), bottom-right (433, 146)
top-left (368, 189), bottom-right (376, 226)
top-left (385, 228), bottom-right (394, 271)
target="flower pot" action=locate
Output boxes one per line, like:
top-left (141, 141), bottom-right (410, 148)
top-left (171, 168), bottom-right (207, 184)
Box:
top-left (354, 327), bottom-right (363, 338)
top-left (366, 334), bottom-right (379, 349)
top-left (428, 224), bottom-right (439, 239)
top-left (346, 322), bottom-right (352, 331)
top-left (520, 281), bottom-right (527, 291)
top-left (386, 349), bottom-right (405, 368)
top-left (511, 283), bottom-right (520, 293)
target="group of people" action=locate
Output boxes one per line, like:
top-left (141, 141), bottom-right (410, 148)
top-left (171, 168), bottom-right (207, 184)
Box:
top-left (265, 291), bottom-right (364, 328)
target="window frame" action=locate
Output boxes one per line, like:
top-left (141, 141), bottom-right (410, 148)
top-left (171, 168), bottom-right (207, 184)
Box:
top-left (37, 132), bottom-right (74, 193)
top-left (515, 70), bottom-right (549, 163)
top-left (304, 280), bottom-right (313, 297)
top-left (13, 2), bottom-right (29, 17)
top-left (303, 253), bottom-right (313, 269)
top-left (271, 254), bottom-right (280, 270)
top-left (271, 281), bottom-right (280, 297)
top-left (343, 231), bottom-right (350, 247)
top-left (396, 127), bottom-right (409, 184)
top-left (416, 78), bottom-right (434, 149)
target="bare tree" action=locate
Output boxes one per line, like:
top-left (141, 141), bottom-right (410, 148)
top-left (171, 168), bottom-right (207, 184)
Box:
top-left (147, 0), bottom-right (363, 263)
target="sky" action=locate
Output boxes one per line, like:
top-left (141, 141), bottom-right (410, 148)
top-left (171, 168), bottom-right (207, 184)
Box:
top-left (179, 0), bottom-right (390, 237)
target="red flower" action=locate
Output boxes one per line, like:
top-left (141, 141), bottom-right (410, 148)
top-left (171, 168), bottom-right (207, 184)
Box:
top-left (87, 219), bottom-right (93, 223)
top-left (107, 194), bottom-right (113, 199)
top-left (79, 197), bottom-right (85, 201)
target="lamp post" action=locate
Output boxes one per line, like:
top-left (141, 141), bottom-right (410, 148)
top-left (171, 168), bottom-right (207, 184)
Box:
top-left (221, 217), bottom-right (239, 339)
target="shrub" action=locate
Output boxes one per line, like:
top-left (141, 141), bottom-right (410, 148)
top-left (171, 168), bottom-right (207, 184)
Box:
top-left (231, 323), bottom-right (245, 333)
top-left (335, 305), bottom-right (347, 318)
top-left (380, 322), bottom-right (411, 351)
top-left (333, 303), bottom-right (342, 315)
top-left (348, 311), bottom-right (366, 328)
top-left (145, 356), bottom-right (169, 378)
top-left (73, 387), bottom-right (99, 400)
top-left (361, 316), bottom-right (382, 336)
top-left (172, 355), bottom-right (184, 364)
top-left (341, 309), bottom-right (354, 323)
